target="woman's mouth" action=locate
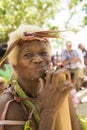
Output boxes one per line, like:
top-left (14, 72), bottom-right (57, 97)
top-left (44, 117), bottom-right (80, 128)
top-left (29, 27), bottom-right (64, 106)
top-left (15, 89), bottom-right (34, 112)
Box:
top-left (34, 67), bottom-right (47, 78)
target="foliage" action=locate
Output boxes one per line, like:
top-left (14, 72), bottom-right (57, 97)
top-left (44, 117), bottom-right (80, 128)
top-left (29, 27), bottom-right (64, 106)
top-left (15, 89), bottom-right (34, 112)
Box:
top-left (66, 0), bottom-right (87, 32)
top-left (0, 0), bottom-right (60, 43)
top-left (82, 3), bottom-right (87, 25)
top-left (0, 64), bottom-right (11, 84)
top-left (78, 115), bottom-right (87, 130)
top-left (0, 0), bottom-right (87, 44)
top-left (12, 79), bottom-right (40, 124)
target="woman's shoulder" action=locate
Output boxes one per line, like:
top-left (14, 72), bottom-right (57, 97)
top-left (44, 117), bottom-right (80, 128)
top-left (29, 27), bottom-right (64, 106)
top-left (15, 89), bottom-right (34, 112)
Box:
top-left (0, 90), bottom-right (13, 102)
top-left (0, 89), bottom-right (27, 120)
top-left (0, 90), bottom-right (13, 113)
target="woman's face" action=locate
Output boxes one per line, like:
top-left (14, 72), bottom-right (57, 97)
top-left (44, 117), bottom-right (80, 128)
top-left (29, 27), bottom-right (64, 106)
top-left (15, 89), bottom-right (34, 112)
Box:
top-left (15, 40), bottom-right (51, 81)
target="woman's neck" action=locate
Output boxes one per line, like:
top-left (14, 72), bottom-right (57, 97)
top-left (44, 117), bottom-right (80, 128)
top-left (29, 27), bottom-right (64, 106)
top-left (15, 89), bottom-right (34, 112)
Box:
top-left (17, 78), bottom-right (39, 98)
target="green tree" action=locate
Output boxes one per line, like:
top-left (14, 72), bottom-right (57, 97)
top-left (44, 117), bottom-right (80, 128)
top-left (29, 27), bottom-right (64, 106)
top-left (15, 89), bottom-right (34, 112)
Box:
top-left (0, 0), bottom-right (60, 43)
top-left (65, 0), bottom-right (87, 32)
top-left (0, 0), bottom-right (86, 45)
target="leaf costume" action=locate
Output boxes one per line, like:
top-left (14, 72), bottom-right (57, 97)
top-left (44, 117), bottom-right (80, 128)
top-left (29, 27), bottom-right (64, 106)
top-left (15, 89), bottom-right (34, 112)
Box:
top-left (0, 79), bottom-right (40, 130)
top-left (0, 64), bottom-right (11, 84)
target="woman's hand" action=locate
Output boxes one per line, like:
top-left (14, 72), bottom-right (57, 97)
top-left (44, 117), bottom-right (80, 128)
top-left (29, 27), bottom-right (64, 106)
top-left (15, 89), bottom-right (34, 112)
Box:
top-left (38, 69), bottom-right (74, 113)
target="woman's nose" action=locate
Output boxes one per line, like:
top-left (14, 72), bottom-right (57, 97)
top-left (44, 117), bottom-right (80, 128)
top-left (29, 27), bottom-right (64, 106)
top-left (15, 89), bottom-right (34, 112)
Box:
top-left (32, 55), bottom-right (43, 63)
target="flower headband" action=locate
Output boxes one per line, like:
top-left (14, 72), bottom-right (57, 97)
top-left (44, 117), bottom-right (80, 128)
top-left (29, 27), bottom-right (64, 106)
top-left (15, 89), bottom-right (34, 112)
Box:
top-left (0, 30), bottom-right (67, 65)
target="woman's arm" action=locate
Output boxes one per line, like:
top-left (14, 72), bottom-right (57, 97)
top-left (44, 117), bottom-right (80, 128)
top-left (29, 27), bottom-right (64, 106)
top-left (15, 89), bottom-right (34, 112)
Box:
top-left (39, 110), bottom-right (57, 130)
top-left (69, 95), bottom-right (83, 130)
top-left (38, 69), bottom-right (73, 130)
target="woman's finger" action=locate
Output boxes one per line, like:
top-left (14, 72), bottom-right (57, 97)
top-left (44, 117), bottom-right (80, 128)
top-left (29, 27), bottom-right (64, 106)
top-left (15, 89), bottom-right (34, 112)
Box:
top-left (45, 70), bottom-right (54, 87)
top-left (38, 78), bottom-right (44, 93)
top-left (56, 81), bottom-right (74, 92)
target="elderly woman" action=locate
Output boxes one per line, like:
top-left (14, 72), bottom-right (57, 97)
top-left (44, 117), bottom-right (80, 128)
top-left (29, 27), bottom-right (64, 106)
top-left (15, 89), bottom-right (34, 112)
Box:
top-left (0, 25), bottom-right (82, 130)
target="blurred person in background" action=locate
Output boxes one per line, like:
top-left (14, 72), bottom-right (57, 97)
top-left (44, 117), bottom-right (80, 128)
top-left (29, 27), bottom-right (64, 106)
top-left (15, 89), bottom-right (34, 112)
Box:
top-left (60, 41), bottom-right (83, 91)
top-left (51, 51), bottom-right (60, 70)
top-left (78, 43), bottom-right (87, 88)
top-left (78, 43), bottom-right (87, 76)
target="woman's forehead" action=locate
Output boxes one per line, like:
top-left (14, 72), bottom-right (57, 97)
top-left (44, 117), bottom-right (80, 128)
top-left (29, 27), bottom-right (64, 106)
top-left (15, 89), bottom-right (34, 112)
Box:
top-left (19, 40), bottom-right (49, 50)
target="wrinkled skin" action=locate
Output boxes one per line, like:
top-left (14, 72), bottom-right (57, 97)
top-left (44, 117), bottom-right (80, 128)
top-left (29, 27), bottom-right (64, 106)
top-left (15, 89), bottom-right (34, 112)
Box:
top-left (38, 69), bottom-right (72, 111)
top-left (0, 40), bottom-right (82, 130)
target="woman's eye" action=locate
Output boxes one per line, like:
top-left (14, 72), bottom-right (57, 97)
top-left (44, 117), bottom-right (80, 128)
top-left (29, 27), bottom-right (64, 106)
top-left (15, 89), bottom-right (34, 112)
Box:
top-left (40, 52), bottom-right (48, 56)
top-left (24, 53), bottom-right (33, 58)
